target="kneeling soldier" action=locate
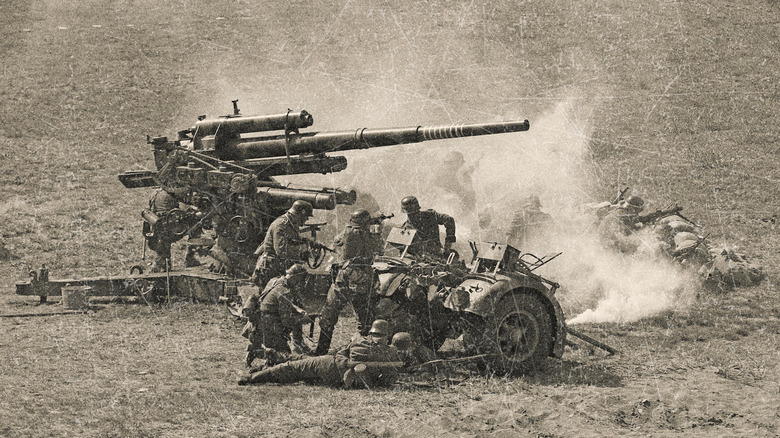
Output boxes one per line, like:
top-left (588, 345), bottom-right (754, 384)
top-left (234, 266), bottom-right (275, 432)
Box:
top-left (241, 264), bottom-right (311, 367)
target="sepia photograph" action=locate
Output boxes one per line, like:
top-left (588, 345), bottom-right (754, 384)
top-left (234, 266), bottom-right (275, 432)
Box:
top-left (1, 0), bottom-right (777, 436)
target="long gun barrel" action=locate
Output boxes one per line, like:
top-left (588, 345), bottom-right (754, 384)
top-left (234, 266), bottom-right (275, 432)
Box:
top-left (214, 120), bottom-right (530, 161)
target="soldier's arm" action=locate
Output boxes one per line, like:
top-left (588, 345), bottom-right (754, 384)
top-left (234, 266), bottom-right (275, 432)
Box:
top-left (436, 212), bottom-right (457, 245)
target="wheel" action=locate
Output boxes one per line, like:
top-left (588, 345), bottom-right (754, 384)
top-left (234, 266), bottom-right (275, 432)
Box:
top-left (475, 292), bottom-right (553, 375)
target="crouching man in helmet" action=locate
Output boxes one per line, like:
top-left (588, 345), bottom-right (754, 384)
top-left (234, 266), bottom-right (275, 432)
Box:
top-left (250, 200), bottom-right (314, 290)
top-left (242, 264), bottom-right (313, 368)
top-left (238, 319), bottom-right (405, 389)
top-left (400, 196), bottom-right (456, 257)
top-left (315, 209), bottom-right (384, 356)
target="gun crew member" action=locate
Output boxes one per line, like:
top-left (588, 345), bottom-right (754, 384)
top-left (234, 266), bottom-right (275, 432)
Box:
top-left (251, 200), bottom-right (313, 289)
top-left (145, 188), bottom-right (204, 272)
top-left (239, 320), bottom-right (405, 389)
top-left (242, 264), bottom-right (312, 368)
top-left (400, 196), bottom-right (456, 257)
top-left (315, 209), bottom-right (384, 356)
top-left (598, 195), bottom-right (645, 253)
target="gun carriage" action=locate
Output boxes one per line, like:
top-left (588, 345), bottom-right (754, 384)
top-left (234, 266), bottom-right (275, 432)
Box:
top-left (17, 101), bottom-right (530, 306)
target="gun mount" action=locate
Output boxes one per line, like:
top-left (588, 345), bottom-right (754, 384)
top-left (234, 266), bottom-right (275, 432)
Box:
top-left (119, 101), bottom-right (531, 276)
top-left (373, 227), bottom-right (567, 375)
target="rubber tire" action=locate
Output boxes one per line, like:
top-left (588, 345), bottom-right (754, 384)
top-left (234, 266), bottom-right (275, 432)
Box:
top-left (478, 292), bottom-right (553, 375)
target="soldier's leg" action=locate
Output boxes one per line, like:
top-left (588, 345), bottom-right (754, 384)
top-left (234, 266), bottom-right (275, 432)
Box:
top-left (245, 325), bottom-right (266, 367)
top-left (315, 284), bottom-right (348, 356)
top-left (152, 239), bottom-right (172, 272)
top-left (238, 356), bottom-right (340, 386)
top-left (348, 267), bottom-right (376, 336)
top-left (262, 329), bottom-right (293, 355)
top-left (351, 280), bottom-right (376, 336)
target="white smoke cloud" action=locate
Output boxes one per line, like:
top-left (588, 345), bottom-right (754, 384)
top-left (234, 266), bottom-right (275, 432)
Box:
top-left (286, 96), bottom-right (699, 324)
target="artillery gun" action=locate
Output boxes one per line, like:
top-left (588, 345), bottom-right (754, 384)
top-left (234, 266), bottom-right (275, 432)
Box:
top-left (119, 100), bottom-right (531, 278)
top-left (373, 227), bottom-right (567, 375)
top-left (17, 101), bottom-right (531, 305)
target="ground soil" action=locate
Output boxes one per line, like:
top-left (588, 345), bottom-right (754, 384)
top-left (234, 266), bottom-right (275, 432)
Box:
top-left (1, 0), bottom-right (778, 436)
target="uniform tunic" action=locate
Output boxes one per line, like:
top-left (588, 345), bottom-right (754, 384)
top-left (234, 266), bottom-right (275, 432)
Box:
top-left (253, 213), bottom-right (304, 287)
top-left (403, 209), bottom-right (456, 256)
top-left (316, 225), bottom-right (383, 354)
top-left (241, 336), bottom-right (402, 388)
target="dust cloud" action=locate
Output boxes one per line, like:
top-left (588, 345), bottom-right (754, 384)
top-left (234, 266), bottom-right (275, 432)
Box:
top-left (282, 97), bottom-right (698, 324)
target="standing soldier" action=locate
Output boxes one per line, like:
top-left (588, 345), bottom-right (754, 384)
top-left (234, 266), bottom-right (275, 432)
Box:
top-left (144, 188), bottom-right (203, 272)
top-left (506, 195), bottom-right (552, 249)
top-left (315, 209), bottom-right (384, 356)
top-left (242, 264), bottom-right (311, 367)
top-left (250, 200), bottom-right (313, 289)
top-left (400, 196), bottom-right (456, 257)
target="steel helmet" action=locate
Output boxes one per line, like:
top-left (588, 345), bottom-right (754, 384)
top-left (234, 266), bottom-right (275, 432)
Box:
top-left (288, 200), bottom-right (314, 217)
top-left (391, 332), bottom-right (413, 351)
top-left (350, 209), bottom-right (371, 227)
top-left (624, 196), bottom-right (644, 209)
top-left (401, 196), bottom-right (420, 213)
top-left (368, 319), bottom-right (390, 337)
top-left (285, 264), bottom-right (308, 277)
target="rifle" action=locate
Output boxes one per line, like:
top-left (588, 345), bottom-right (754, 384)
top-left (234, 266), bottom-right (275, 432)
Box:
top-left (634, 205), bottom-right (683, 226)
top-left (299, 222), bottom-right (327, 239)
top-left (613, 186), bottom-right (630, 204)
top-left (348, 361), bottom-right (406, 372)
top-left (369, 213), bottom-right (394, 225)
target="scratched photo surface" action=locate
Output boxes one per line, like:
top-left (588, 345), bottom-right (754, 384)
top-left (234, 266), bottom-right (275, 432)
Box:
top-left (1, 0), bottom-right (778, 436)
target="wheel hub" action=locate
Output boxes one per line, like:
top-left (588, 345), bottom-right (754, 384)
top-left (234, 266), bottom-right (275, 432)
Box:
top-left (497, 311), bottom-right (540, 362)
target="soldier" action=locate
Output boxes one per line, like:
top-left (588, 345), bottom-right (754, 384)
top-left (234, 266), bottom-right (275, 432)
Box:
top-left (145, 188), bottom-right (203, 272)
top-left (400, 196), bottom-right (456, 257)
top-left (315, 209), bottom-right (384, 356)
top-left (506, 195), bottom-right (552, 249)
top-left (250, 200), bottom-right (313, 289)
top-left (432, 151), bottom-right (477, 212)
top-left (238, 319), bottom-right (404, 388)
top-left (390, 332), bottom-right (437, 368)
top-left (598, 195), bottom-right (645, 253)
top-left (242, 264), bottom-right (312, 368)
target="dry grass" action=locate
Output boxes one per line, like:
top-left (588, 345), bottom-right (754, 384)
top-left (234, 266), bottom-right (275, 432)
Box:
top-left (1, 0), bottom-right (779, 436)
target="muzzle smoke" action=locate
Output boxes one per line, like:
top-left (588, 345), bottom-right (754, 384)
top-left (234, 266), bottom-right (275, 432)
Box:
top-left (288, 98), bottom-right (698, 324)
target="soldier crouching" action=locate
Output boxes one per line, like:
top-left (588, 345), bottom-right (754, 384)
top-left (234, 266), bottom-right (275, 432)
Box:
top-left (242, 264), bottom-right (312, 368)
top-left (250, 200), bottom-right (313, 289)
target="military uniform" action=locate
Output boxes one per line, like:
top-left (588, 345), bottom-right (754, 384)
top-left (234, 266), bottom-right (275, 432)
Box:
top-left (403, 209), bottom-right (456, 256)
top-left (252, 212), bottom-right (305, 288)
top-left (315, 224), bottom-right (383, 355)
top-left (242, 276), bottom-right (308, 366)
top-left (598, 207), bottom-right (642, 253)
top-left (506, 208), bottom-right (552, 249)
top-left (239, 334), bottom-right (403, 388)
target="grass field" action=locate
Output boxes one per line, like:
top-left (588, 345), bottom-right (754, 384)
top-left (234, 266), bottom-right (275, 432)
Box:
top-left (1, 0), bottom-right (778, 436)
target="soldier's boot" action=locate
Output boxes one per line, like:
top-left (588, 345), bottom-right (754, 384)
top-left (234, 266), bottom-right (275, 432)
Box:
top-left (315, 327), bottom-right (334, 356)
top-left (237, 374), bottom-right (253, 386)
top-left (245, 350), bottom-right (256, 368)
top-left (342, 368), bottom-right (357, 389)
top-left (245, 345), bottom-right (264, 367)
top-left (262, 347), bottom-right (282, 367)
